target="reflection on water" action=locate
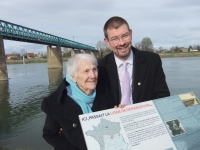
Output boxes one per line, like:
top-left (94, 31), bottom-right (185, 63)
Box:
top-left (0, 80), bottom-right (9, 102)
top-left (0, 63), bottom-right (66, 149)
top-left (48, 68), bottom-right (63, 87)
top-left (0, 81), bottom-right (11, 136)
top-left (0, 58), bottom-right (200, 149)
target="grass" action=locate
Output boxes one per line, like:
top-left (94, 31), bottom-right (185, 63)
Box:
top-left (5, 51), bottom-right (200, 65)
top-left (158, 52), bottom-right (200, 58)
top-left (6, 57), bottom-right (69, 64)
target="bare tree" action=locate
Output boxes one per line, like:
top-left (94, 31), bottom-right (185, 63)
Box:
top-left (158, 47), bottom-right (164, 53)
top-left (96, 41), bottom-right (102, 50)
top-left (193, 45), bottom-right (197, 49)
top-left (12, 51), bottom-right (18, 54)
top-left (96, 40), bottom-right (108, 50)
top-left (11, 51), bottom-right (20, 59)
top-left (135, 42), bottom-right (142, 50)
top-left (62, 47), bottom-right (70, 53)
top-left (20, 49), bottom-right (27, 57)
top-left (41, 52), bottom-right (47, 58)
top-left (170, 46), bottom-right (181, 52)
top-left (102, 41), bottom-right (108, 50)
top-left (197, 45), bottom-right (200, 51)
top-left (141, 37), bottom-right (153, 52)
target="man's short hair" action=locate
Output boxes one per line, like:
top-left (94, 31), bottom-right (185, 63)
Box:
top-left (103, 16), bottom-right (130, 38)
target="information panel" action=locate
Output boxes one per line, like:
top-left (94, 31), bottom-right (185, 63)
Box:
top-left (79, 92), bottom-right (200, 150)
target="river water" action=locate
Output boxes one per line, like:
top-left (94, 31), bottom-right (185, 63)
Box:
top-left (0, 57), bottom-right (200, 149)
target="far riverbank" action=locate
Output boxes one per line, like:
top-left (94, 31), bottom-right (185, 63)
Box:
top-left (158, 52), bottom-right (200, 58)
top-left (5, 52), bottom-right (200, 64)
top-left (6, 57), bottom-right (69, 64)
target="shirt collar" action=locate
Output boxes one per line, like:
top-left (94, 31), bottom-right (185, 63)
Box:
top-left (114, 50), bottom-right (133, 68)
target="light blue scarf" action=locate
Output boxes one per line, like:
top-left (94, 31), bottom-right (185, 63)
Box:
top-left (65, 74), bottom-right (96, 114)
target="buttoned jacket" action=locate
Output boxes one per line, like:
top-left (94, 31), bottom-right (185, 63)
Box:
top-left (98, 46), bottom-right (170, 105)
top-left (41, 78), bottom-right (115, 150)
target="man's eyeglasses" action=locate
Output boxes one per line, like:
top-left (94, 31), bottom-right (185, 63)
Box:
top-left (109, 33), bottom-right (130, 44)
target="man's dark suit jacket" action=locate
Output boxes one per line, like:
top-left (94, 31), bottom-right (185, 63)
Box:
top-left (41, 78), bottom-right (115, 150)
top-left (98, 46), bottom-right (170, 105)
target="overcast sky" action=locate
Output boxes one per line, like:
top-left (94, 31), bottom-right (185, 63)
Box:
top-left (0, 0), bottom-right (200, 54)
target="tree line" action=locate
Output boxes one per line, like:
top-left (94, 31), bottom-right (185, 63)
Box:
top-left (8, 49), bottom-right (47, 59)
top-left (96, 37), bottom-right (200, 53)
top-left (96, 37), bottom-right (153, 52)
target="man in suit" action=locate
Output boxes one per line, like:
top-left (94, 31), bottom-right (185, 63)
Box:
top-left (98, 16), bottom-right (170, 106)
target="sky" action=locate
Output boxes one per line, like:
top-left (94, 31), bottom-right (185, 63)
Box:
top-left (0, 0), bottom-right (200, 54)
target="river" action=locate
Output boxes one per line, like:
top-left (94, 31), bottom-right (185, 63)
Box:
top-left (0, 57), bottom-right (200, 149)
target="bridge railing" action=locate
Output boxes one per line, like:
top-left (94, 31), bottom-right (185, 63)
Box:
top-left (0, 19), bottom-right (96, 51)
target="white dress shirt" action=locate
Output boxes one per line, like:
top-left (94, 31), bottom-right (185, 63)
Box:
top-left (114, 50), bottom-right (133, 104)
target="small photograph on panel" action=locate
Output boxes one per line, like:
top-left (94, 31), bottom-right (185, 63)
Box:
top-left (179, 92), bottom-right (199, 107)
top-left (166, 119), bottom-right (186, 137)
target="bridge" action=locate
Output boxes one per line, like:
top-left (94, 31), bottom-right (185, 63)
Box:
top-left (0, 20), bottom-right (100, 81)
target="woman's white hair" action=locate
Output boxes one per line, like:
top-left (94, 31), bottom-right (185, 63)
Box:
top-left (66, 54), bottom-right (98, 79)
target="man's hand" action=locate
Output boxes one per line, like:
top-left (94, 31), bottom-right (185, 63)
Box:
top-left (114, 104), bottom-right (127, 108)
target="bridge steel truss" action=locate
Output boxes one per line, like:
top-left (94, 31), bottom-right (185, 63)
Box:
top-left (0, 19), bottom-right (96, 51)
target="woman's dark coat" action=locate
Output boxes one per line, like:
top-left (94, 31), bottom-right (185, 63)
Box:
top-left (41, 78), bottom-right (115, 150)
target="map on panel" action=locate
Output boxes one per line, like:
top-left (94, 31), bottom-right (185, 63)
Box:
top-left (85, 118), bottom-right (129, 150)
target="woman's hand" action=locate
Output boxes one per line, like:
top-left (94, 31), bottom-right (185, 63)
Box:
top-left (114, 104), bottom-right (127, 108)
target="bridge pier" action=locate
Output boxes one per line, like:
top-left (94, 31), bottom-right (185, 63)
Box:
top-left (70, 49), bottom-right (100, 58)
top-left (84, 50), bottom-right (90, 54)
top-left (90, 50), bottom-right (102, 58)
top-left (0, 36), bottom-right (8, 81)
top-left (47, 45), bottom-right (63, 69)
top-left (90, 51), bottom-right (96, 58)
top-left (71, 48), bottom-right (82, 57)
top-left (96, 50), bottom-right (102, 58)
top-left (81, 50), bottom-right (86, 54)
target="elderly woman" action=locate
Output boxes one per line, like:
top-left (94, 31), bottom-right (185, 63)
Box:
top-left (41, 54), bottom-right (115, 150)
